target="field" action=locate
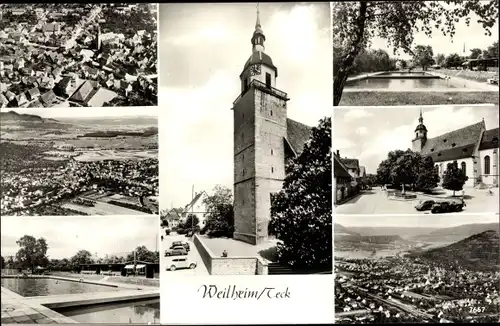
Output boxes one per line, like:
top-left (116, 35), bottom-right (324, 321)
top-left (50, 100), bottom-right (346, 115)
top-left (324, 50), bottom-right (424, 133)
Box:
top-left (73, 149), bottom-right (158, 162)
top-left (61, 201), bottom-right (150, 216)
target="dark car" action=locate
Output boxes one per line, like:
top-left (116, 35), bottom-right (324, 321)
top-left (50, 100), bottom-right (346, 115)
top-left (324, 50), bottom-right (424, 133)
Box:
top-left (431, 200), bottom-right (466, 214)
top-left (164, 246), bottom-right (188, 257)
top-left (415, 199), bottom-right (435, 211)
top-left (170, 241), bottom-right (190, 251)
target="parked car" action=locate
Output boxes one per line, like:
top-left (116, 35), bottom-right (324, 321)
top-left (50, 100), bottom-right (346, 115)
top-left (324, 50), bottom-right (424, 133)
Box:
top-left (415, 199), bottom-right (435, 211)
top-left (164, 246), bottom-right (188, 257)
top-left (170, 241), bottom-right (190, 251)
top-left (165, 257), bottom-right (197, 271)
top-left (431, 200), bottom-right (466, 214)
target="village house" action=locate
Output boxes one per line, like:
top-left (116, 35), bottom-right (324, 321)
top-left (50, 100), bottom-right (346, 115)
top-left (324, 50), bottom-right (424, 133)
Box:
top-left (334, 150), bottom-right (354, 204)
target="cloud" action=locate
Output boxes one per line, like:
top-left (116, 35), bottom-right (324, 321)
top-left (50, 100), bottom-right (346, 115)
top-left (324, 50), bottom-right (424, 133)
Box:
top-left (342, 108), bottom-right (374, 122)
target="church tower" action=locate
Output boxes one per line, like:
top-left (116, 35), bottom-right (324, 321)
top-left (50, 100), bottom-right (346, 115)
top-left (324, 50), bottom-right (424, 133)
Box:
top-left (412, 109), bottom-right (427, 152)
top-left (232, 5), bottom-right (289, 245)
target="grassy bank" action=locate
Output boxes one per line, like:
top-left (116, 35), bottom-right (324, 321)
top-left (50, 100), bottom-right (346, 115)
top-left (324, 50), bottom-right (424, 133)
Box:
top-left (339, 91), bottom-right (499, 106)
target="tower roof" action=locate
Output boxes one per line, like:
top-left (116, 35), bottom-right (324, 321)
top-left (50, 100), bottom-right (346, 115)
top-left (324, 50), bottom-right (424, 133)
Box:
top-left (243, 4), bottom-right (277, 76)
top-left (415, 109), bottom-right (427, 132)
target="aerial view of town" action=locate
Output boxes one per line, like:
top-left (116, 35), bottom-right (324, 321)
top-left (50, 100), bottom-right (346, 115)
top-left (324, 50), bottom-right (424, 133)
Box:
top-left (0, 3), bottom-right (158, 108)
top-left (334, 215), bottom-right (500, 324)
top-left (0, 108), bottom-right (158, 216)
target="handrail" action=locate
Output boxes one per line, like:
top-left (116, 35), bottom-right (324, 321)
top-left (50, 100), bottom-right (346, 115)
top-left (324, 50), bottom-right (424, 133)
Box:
top-left (232, 79), bottom-right (288, 106)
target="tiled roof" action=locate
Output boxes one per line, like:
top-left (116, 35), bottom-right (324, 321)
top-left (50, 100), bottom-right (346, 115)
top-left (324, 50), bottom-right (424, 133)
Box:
top-left (479, 128), bottom-right (499, 151)
top-left (334, 154), bottom-right (352, 179)
top-left (286, 118), bottom-right (311, 156)
top-left (340, 158), bottom-right (359, 170)
top-left (427, 144), bottom-right (476, 162)
top-left (70, 80), bottom-right (96, 102)
top-left (40, 90), bottom-right (56, 104)
top-left (421, 121), bottom-right (484, 162)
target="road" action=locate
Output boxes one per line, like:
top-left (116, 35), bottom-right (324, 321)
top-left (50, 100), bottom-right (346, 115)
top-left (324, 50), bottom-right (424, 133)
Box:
top-left (160, 232), bottom-right (208, 276)
top-left (335, 187), bottom-right (499, 214)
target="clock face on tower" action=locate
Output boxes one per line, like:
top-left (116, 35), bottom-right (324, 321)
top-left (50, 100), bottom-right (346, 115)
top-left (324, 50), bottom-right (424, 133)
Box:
top-left (250, 64), bottom-right (261, 76)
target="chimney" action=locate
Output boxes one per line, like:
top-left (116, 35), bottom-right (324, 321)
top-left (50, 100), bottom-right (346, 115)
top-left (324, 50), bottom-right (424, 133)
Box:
top-left (336, 150), bottom-right (339, 156)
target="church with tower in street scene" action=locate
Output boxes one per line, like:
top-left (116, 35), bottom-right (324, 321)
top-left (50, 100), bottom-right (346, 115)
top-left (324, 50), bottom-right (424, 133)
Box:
top-left (412, 110), bottom-right (499, 188)
top-left (232, 6), bottom-right (312, 245)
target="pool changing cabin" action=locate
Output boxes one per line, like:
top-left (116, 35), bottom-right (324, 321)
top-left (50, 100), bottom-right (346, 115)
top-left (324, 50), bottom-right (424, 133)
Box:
top-left (79, 261), bottom-right (159, 278)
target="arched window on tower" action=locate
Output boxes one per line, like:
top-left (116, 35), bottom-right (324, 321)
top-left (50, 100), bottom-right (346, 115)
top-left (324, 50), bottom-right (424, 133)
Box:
top-left (485, 155), bottom-right (491, 175)
top-left (435, 165), bottom-right (439, 174)
top-left (461, 162), bottom-right (466, 176)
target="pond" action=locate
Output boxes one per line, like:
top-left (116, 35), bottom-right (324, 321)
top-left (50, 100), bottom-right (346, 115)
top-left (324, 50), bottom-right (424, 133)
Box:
top-left (0, 277), bottom-right (121, 297)
top-left (55, 299), bottom-right (160, 324)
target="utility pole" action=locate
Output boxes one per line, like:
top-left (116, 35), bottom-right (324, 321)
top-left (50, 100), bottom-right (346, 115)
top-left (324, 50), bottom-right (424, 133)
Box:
top-left (133, 250), bottom-right (137, 277)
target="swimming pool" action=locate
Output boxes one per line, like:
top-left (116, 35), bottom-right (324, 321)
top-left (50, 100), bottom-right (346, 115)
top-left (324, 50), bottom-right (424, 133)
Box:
top-left (0, 277), bottom-right (121, 297)
top-left (345, 74), bottom-right (456, 90)
top-left (55, 298), bottom-right (160, 323)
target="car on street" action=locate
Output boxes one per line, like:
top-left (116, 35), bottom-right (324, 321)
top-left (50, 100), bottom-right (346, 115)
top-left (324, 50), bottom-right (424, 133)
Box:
top-left (415, 199), bottom-right (435, 211)
top-left (431, 199), bottom-right (466, 214)
top-left (170, 241), bottom-right (190, 251)
top-left (165, 257), bottom-right (197, 271)
top-left (164, 246), bottom-right (188, 257)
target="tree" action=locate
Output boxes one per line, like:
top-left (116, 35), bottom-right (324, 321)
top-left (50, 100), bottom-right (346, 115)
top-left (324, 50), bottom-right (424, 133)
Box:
top-left (445, 53), bottom-right (464, 68)
top-left (183, 213), bottom-right (200, 230)
top-left (469, 48), bottom-right (483, 59)
top-left (0, 256), bottom-right (5, 269)
top-left (442, 161), bottom-right (468, 196)
top-left (15, 235), bottom-right (49, 272)
top-left (126, 246), bottom-right (159, 264)
top-left (377, 149), bottom-right (439, 192)
top-left (484, 41), bottom-right (498, 59)
top-left (413, 45), bottom-right (435, 70)
top-left (435, 54), bottom-right (446, 66)
top-left (202, 185), bottom-right (234, 238)
top-left (333, 1), bottom-right (498, 105)
top-left (269, 117), bottom-right (332, 269)
top-left (70, 250), bottom-right (94, 271)
top-left (415, 156), bottom-right (440, 192)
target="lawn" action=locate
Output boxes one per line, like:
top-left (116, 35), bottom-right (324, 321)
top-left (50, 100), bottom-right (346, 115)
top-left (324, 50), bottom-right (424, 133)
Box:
top-left (339, 91), bottom-right (499, 106)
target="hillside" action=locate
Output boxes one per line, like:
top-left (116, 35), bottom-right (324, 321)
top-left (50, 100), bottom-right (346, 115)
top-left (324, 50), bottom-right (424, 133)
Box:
top-left (348, 226), bottom-right (437, 238)
top-left (334, 224), bottom-right (361, 236)
top-left (1, 110), bottom-right (45, 122)
top-left (412, 223), bottom-right (500, 243)
top-left (412, 230), bottom-right (499, 271)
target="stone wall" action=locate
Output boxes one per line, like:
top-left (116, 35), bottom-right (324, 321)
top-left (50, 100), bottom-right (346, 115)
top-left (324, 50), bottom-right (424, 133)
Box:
top-left (193, 234), bottom-right (212, 274)
top-left (193, 235), bottom-right (268, 275)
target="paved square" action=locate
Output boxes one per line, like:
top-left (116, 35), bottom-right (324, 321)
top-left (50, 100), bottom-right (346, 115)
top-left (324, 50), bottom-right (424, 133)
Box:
top-left (335, 187), bottom-right (499, 214)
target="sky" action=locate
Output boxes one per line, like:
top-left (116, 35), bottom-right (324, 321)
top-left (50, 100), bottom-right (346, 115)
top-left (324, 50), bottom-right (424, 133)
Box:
top-left (0, 107), bottom-right (158, 118)
top-left (1, 216), bottom-right (160, 260)
top-left (336, 214), bottom-right (500, 228)
top-left (369, 9), bottom-right (499, 59)
top-left (158, 3), bottom-right (332, 208)
top-left (334, 104), bottom-right (500, 175)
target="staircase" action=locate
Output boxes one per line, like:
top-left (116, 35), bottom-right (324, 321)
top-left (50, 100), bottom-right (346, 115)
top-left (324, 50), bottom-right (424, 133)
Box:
top-left (268, 262), bottom-right (333, 275)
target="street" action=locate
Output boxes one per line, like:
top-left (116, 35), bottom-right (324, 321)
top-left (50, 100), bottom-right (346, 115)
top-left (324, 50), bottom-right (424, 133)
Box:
top-left (160, 231), bottom-right (208, 276)
top-left (335, 187), bottom-right (499, 214)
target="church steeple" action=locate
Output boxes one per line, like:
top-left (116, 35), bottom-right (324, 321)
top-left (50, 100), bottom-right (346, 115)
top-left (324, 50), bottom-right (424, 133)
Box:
top-left (251, 3), bottom-right (266, 53)
top-left (412, 109), bottom-right (428, 152)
